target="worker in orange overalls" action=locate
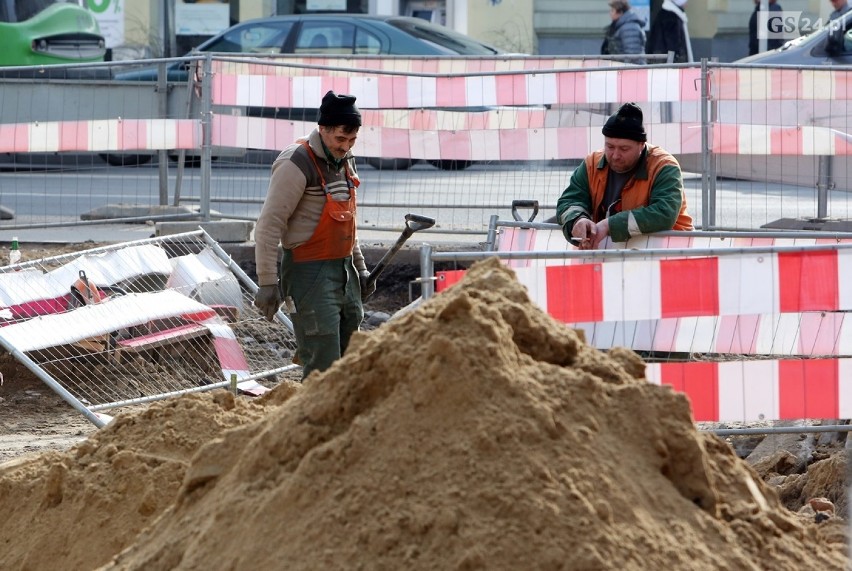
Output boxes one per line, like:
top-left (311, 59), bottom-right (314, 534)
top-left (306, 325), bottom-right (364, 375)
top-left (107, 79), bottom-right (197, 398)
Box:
top-left (253, 91), bottom-right (373, 379)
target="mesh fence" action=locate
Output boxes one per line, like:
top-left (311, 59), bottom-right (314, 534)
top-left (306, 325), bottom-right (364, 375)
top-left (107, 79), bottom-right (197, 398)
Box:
top-left (0, 230), bottom-right (296, 424)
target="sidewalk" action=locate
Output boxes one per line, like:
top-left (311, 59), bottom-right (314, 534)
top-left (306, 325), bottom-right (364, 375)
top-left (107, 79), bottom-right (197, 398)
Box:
top-left (0, 223), bottom-right (486, 246)
top-left (0, 224), bottom-right (155, 245)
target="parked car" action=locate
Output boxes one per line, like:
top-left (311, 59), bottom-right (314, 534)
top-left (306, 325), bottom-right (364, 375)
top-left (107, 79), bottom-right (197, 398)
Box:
top-left (0, 0), bottom-right (105, 69)
top-left (685, 13), bottom-right (852, 201)
top-left (106, 15), bottom-right (505, 168)
top-left (735, 11), bottom-right (852, 65)
top-left (116, 14), bottom-right (502, 84)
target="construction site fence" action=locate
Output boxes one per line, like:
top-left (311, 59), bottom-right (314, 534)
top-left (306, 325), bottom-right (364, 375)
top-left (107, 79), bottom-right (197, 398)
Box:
top-left (1, 55), bottom-right (852, 234)
top-left (418, 220), bottom-right (852, 435)
top-left (0, 229), bottom-right (297, 427)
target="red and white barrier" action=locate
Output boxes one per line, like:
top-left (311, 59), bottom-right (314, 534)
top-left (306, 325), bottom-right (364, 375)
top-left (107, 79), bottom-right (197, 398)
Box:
top-left (712, 68), bottom-right (852, 101)
top-left (646, 358), bottom-right (852, 422)
top-left (571, 313), bottom-right (852, 356)
top-left (437, 226), bottom-right (852, 356)
top-left (0, 119), bottom-right (199, 154)
top-left (210, 115), bottom-right (702, 160)
top-left (511, 249), bottom-right (852, 322)
top-left (211, 60), bottom-right (701, 107)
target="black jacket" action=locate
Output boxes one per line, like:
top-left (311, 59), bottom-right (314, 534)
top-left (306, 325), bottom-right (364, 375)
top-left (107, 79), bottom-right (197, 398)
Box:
top-left (646, 4), bottom-right (691, 63)
top-left (748, 3), bottom-right (784, 56)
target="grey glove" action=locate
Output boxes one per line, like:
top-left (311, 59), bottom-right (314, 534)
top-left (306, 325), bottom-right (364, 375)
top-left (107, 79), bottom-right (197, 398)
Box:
top-left (254, 284), bottom-right (281, 322)
top-left (359, 271), bottom-right (376, 302)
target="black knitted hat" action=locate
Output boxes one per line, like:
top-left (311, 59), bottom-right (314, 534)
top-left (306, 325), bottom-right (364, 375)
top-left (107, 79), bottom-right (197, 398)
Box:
top-left (601, 102), bottom-right (646, 142)
top-left (317, 90), bottom-right (361, 127)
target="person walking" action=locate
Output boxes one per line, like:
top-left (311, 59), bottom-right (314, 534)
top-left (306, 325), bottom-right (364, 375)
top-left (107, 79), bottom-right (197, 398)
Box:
top-left (556, 102), bottom-right (693, 249)
top-left (830, 0), bottom-right (852, 20)
top-left (601, 0), bottom-right (647, 65)
top-left (749, 0), bottom-right (784, 55)
top-left (646, 0), bottom-right (693, 63)
top-left (253, 90), bottom-right (374, 379)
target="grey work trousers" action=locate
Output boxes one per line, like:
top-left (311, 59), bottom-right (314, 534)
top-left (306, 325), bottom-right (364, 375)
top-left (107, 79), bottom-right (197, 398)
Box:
top-left (279, 250), bottom-right (363, 379)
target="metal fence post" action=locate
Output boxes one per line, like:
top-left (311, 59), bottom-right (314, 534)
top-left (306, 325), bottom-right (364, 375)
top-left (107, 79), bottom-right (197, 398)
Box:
top-left (700, 58), bottom-right (715, 229)
top-left (157, 60), bottom-right (169, 206)
top-left (817, 155), bottom-right (833, 219)
top-left (420, 244), bottom-right (434, 300)
top-left (199, 53), bottom-right (213, 222)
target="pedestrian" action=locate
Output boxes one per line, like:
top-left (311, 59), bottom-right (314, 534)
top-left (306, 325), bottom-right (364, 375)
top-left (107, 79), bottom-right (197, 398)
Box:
top-left (829, 0), bottom-right (851, 20)
top-left (601, 0), bottom-right (647, 65)
top-left (253, 90), bottom-right (374, 379)
top-left (646, 0), bottom-right (693, 63)
top-left (556, 102), bottom-right (693, 249)
top-left (749, 0), bottom-right (784, 56)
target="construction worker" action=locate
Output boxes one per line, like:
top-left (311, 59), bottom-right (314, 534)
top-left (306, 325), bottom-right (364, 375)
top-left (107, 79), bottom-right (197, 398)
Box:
top-left (253, 91), bottom-right (374, 378)
top-left (556, 102), bottom-right (693, 250)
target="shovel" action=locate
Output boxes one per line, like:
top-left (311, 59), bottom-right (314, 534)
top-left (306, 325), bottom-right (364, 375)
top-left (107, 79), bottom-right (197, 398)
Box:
top-left (364, 213), bottom-right (436, 294)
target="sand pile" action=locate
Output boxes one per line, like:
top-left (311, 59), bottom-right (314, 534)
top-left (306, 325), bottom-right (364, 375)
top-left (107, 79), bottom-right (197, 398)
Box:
top-left (0, 390), bottom-right (288, 570)
top-left (0, 258), bottom-right (847, 570)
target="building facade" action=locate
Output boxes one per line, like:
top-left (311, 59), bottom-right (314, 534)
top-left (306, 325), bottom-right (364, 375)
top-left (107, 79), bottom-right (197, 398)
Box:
top-left (108, 0), bottom-right (830, 62)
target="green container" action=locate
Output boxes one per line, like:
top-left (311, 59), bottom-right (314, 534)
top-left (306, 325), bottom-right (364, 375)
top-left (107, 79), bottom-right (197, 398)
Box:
top-left (0, 3), bottom-right (105, 67)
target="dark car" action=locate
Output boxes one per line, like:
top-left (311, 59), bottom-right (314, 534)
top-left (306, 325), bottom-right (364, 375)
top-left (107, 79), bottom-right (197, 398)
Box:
top-left (736, 12), bottom-right (852, 65)
top-left (115, 14), bottom-right (502, 82)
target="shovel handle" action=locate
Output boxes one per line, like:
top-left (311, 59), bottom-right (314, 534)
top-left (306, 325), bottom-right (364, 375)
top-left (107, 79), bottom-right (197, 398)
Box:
top-left (404, 213), bottom-right (436, 233)
top-left (366, 213), bottom-right (436, 288)
top-left (511, 200), bottom-right (539, 223)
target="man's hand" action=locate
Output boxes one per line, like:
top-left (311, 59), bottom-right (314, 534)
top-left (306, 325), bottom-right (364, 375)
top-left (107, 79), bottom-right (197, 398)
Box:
top-left (359, 271), bottom-right (376, 302)
top-left (571, 218), bottom-right (596, 250)
top-left (592, 219), bottom-right (610, 249)
top-left (571, 218), bottom-right (610, 250)
top-left (254, 284), bottom-right (281, 322)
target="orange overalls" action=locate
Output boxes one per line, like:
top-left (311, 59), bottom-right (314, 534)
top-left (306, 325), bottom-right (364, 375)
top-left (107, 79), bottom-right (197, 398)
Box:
top-left (283, 140), bottom-right (363, 378)
top-left (292, 140), bottom-right (358, 261)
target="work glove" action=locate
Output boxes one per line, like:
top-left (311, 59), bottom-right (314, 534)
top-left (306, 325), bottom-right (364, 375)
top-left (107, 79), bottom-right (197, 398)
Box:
top-left (359, 271), bottom-right (376, 302)
top-left (254, 284), bottom-right (281, 322)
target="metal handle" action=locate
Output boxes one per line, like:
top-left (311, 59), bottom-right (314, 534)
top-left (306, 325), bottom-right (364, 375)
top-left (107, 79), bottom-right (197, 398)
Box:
top-left (511, 200), bottom-right (539, 223)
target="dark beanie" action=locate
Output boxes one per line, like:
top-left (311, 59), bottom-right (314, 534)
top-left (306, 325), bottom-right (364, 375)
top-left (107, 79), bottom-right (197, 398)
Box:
top-left (601, 102), bottom-right (646, 142)
top-left (317, 90), bottom-right (361, 127)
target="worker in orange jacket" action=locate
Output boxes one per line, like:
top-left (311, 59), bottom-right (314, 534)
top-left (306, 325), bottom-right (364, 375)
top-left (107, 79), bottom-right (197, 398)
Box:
top-left (556, 102), bottom-right (693, 249)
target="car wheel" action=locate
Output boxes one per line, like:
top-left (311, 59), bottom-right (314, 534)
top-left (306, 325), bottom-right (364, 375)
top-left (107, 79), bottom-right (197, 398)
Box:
top-left (428, 159), bottom-right (473, 171)
top-left (365, 157), bottom-right (414, 170)
top-left (99, 153), bottom-right (153, 167)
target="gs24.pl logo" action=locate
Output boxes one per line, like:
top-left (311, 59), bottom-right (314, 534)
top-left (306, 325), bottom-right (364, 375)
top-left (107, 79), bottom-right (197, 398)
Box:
top-left (757, 11), bottom-right (843, 40)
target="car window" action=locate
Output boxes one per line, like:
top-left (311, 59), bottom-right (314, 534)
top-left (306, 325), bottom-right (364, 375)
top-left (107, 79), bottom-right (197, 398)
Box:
top-left (355, 28), bottom-right (382, 54)
top-left (389, 19), bottom-right (499, 55)
top-left (295, 22), bottom-right (355, 55)
top-left (204, 22), bottom-right (293, 54)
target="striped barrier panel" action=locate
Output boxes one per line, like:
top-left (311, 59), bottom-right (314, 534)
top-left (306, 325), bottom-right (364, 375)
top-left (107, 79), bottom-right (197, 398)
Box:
top-left (711, 67), bottom-right (852, 101)
top-left (0, 119), bottom-right (200, 154)
top-left (211, 59), bottom-right (701, 107)
top-left (210, 115), bottom-right (702, 159)
top-left (645, 358), bottom-right (852, 422)
top-left (569, 313), bottom-right (852, 356)
top-left (436, 227), bottom-right (852, 356)
top-left (495, 226), bottom-right (852, 259)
